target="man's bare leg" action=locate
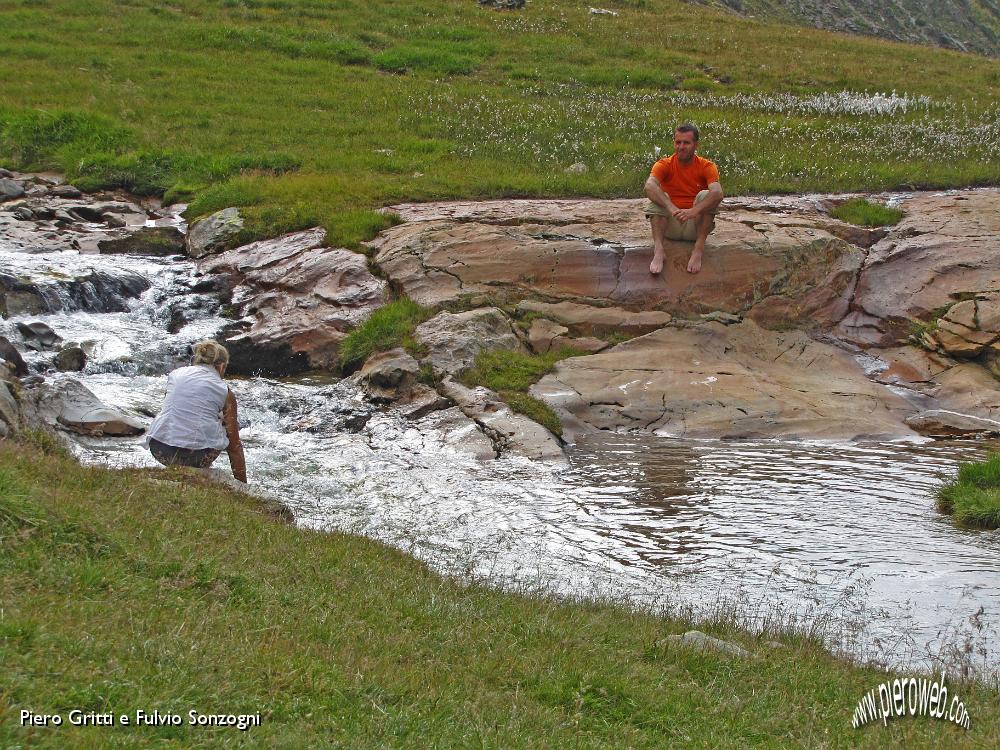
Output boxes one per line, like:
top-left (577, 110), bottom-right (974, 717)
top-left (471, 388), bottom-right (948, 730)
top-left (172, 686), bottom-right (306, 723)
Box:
top-left (649, 215), bottom-right (668, 274)
top-left (687, 212), bottom-right (714, 274)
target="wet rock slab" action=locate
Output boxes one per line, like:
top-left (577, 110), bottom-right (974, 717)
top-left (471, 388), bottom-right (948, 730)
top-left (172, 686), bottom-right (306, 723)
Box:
top-left (533, 320), bottom-right (917, 441)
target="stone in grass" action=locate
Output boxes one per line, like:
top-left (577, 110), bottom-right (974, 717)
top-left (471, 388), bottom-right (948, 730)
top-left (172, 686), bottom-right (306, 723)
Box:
top-left (186, 207), bottom-right (244, 259)
top-left (564, 162), bottom-right (589, 175)
top-left (658, 630), bottom-right (750, 658)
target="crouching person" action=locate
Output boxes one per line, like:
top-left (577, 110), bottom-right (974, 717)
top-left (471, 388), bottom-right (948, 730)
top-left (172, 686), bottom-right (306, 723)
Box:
top-left (146, 340), bottom-right (247, 484)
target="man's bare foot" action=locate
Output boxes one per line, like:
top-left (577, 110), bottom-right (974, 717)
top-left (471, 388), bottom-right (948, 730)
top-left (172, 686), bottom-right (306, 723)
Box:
top-left (687, 248), bottom-right (703, 274)
top-left (650, 251), bottom-right (665, 275)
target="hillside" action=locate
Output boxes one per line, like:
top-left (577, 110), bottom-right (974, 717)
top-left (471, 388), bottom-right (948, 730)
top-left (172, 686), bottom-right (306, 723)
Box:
top-left (1, 0), bottom-right (999, 250)
top-left (687, 0), bottom-right (1000, 57)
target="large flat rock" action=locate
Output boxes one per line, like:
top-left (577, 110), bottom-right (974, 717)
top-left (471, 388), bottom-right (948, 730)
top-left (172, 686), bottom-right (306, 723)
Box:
top-left (532, 321), bottom-right (917, 441)
top-left (371, 198), bottom-right (861, 324)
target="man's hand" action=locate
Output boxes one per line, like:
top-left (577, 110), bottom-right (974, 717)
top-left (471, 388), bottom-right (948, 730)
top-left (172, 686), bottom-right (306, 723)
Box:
top-left (672, 206), bottom-right (700, 223)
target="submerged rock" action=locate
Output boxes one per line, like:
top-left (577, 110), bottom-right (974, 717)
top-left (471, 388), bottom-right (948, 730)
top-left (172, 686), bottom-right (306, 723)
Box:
top-left (411, 406), bottom-right (497, 460)
top-left (905, 410), bottom-right (1000, 437)
top-left (0, 268), bottom-right (151, 317)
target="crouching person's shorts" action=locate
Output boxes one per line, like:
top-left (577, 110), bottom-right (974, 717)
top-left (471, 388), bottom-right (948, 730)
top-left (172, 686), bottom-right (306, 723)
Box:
top-left (643, 189), bottom-right (715, 241)
top-left (149, 438), bottom-right (221, 469)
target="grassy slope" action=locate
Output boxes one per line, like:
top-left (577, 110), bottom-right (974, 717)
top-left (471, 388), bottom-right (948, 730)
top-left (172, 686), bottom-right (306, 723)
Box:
top-left (1, 0), bottom-right (1000, 248)
top-left (2, 439), bottom-right (998, 749)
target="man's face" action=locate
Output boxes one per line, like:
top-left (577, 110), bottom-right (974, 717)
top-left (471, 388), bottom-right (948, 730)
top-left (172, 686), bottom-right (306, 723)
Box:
top-left (673, 131), bottom-right (697, 162)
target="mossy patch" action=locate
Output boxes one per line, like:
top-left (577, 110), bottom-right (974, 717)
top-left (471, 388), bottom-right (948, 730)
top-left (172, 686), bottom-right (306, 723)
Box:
top-left (338, 297), bottom-right (433, 373)
top-left (830, 197), bottom-right (904, 227)
top-left (460, 348), bottom-right (580, 436)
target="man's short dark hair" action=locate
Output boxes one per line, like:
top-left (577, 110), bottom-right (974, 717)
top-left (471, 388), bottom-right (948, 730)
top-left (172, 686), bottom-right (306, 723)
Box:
top-left (675, 122), bottom-right (700, 142)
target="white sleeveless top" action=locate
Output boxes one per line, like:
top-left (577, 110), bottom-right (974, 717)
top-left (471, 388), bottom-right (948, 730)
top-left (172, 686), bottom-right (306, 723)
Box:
top-left (146, 364), bottom-right (230, 450)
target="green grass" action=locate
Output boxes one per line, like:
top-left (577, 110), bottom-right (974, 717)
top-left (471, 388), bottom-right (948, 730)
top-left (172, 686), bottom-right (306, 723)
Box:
top-left (2, 1), bottom-right (1000, 250)
top-left (338, 297), bottom-right (432, 372)
top-left (2, 439), bottom-right (998, 748)
top-left (830, 197), bottom-right (905, 227)
top-left (937, 454), bottom-right (1000, 529)
top-left (460, 348), bottom-right (581, 436)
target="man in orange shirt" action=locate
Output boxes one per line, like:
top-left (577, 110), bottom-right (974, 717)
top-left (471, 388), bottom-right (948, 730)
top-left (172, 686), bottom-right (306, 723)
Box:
top-left (643, 123), bottom-right (724, 275)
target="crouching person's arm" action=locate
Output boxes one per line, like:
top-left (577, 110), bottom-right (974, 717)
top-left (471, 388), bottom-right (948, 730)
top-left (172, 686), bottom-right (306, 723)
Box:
top-left (223, 389), bottom-right (248, 483)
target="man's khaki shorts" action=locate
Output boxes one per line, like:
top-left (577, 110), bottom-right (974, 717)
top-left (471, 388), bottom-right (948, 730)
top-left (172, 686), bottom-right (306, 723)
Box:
top-left (644, 189), bottom-right (715, 242)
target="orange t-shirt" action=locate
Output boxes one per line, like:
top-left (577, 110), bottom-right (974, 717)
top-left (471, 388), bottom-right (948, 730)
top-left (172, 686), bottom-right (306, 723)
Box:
top-left (649, 154), bottom-right (720, 209)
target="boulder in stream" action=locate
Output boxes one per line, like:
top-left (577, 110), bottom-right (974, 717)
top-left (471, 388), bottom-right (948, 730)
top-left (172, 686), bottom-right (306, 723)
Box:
top-left (0, 178), bottom-right (25, 201)
top-left (0, 380), bottom-right (19, 432)
top-left (533, 320), bottom-right (918, 441)
top-left (28, 377), bottom-right (144, 436)
top-left (200, 227), bottom-right (389, 374)
top-left (0, 336), bottom-right (28, 376)
top-left (53, 345), bottom-right (87, 372)
top-left (438, 377), bottom-right (567, 464)
top-left (98, 226), bottom-right (186, 256)
top-left (904, 410), bottom-right (1000, 437)
top-left (16, 321), bottom-right (63, 352)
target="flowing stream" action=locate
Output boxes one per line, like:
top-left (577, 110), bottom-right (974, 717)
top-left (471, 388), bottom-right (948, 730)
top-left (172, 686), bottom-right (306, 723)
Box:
top-left (4, 233), bottom-right (999, 682)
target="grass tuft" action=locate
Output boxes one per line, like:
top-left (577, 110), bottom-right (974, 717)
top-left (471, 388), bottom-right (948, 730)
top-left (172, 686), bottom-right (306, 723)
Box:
top-left (829, 197), bottom-right (904, 227)
top-left (338, 297), bottom-right (433, 372)
top-left (460, 348), bottom-right (580, 436)
top-left (936, 454), bottom-right (1000, 529)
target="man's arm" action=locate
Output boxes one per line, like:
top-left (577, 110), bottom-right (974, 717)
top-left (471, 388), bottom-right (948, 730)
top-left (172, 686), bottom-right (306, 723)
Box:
top-left (673, 181), bottom-right (723, 223)
top-left (223, 390), bottom-right (247, 483)
top-left (644, 175), bottom-right (678, 214)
